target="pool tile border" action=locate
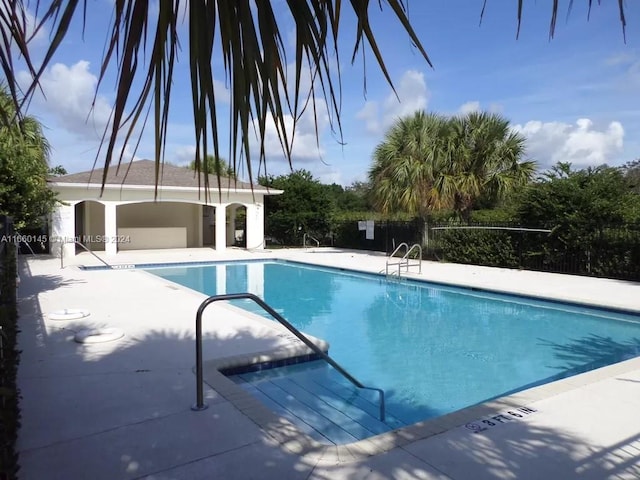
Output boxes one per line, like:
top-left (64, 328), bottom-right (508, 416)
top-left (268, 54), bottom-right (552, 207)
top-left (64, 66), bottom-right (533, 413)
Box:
top-left (202, 346), bottom-right (640, 464)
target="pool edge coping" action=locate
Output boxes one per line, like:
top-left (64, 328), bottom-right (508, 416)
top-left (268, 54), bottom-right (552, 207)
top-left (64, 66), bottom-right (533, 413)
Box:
top-left (202, 343), bottom-right (640, 464)
top-left (130, 256), bottom-right (640, 315)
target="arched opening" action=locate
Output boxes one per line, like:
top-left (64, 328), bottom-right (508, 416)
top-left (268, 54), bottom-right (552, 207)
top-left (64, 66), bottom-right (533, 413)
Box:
top-left (227, 203), bottom-right (247, 248)
top-left (74, 201), bottom-right (105, 252)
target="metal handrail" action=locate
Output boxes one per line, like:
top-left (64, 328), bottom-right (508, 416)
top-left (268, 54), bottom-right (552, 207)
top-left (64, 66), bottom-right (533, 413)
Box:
top-left (404, 243), bottom-right (423, 274)
top-left (192, 293), bottom-right (386, 421)
top-left (385, 242), bottom-right (422, 276)
top-left (388, 242), bottom-right (409, 259)
top-left (385, 242), bottom-right (408, 275)
top-left (17, 239), bottom-right (36, 255)
top-left (60, 240), bottom-right (113, 269)
top-left (303, 233), bottom-right (320, 248)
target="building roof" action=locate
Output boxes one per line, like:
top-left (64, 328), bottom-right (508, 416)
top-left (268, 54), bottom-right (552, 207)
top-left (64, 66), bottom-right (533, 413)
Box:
top-left (49, 159), bottom-right (274, 192)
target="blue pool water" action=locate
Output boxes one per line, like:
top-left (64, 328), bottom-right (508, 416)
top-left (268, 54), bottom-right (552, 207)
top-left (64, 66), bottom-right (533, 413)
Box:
top-left (148, 260), bottom-right (640, 438)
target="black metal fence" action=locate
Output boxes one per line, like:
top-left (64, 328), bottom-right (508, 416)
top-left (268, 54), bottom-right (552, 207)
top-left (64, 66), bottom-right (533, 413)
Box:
top-left (282, 218), bottom-right (640, 282)
top-left (424, 222), bottom-right (640, 282)
top-left (0, 215), bottom-right (14, 258)
top-left (329, 219), bottom-right (424, 254)
top-left (0, 215), bottom-right (19, 479)
top-left (15, 220), bottom-right (49, 254)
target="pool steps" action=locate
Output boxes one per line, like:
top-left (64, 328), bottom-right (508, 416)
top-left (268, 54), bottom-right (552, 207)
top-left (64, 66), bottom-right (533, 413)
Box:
top-left (231, 361), bottom-right (406, 445)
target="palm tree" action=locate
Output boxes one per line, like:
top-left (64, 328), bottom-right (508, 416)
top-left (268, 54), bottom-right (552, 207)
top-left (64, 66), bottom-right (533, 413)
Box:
top-left (369, 111), bottom-right (536, 221)
top-left (0, 85), bottom-right (55, 228)
top-left (438, 112), bottom-right (537, 220)
top-left (369, 111), bottom-right (448, 218)
top-left (0, 1), bottom-right (627, 190)
top-left (188, 155), bottom-right (236, 179)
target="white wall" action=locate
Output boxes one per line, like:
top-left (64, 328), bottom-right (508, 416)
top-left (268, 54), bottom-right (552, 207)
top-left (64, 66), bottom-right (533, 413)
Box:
top-left (49, 203), bottom-right (75, 258)
top-left (116, 202), bottom-right (200, 247)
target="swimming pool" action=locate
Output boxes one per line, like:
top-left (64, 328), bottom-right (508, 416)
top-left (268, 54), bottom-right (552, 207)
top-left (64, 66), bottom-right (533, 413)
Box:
top-left (148, 260), bottom-right (640, 439)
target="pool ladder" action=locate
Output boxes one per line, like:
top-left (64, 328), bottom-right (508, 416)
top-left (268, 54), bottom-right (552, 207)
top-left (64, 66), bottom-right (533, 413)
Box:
top-left (303, 233), bottom-right (320, 248)
top-left (386, 243), bottom-right (422, 277)
top-left (192, 293), bottom-right (386, 422)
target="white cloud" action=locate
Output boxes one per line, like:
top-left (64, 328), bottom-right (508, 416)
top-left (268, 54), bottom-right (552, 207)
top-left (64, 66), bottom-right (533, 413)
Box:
top-left (315, 168), bottom-right (343, 185)
top-left (605, 50), bottom-right (640, 90)
top-left (457, 101), bottom-right (503, 115)
top-left (513, 118), bottom-right (625, 168)
top-left (18, 61), bottom-right (113, 138)
top-left (458, 101), bottom-right (480, 115)
top-left (212, 78), bottom-right (231, 104)
top-left (120, 143), bottom-right (143, 163)
top-left (252, 98), bottom-right (330, 162)
top-left (0, 3), bottom-right (44, 47)
top-left (356, 70), bottom-right (429, 134)
top-left (173, 145), bottom-right (197, 166)
top-left (606, 51), bottom-right (637, 67)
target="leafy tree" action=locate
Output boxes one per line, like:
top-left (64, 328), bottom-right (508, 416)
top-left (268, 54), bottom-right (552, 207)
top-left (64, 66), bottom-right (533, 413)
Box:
top-left (0, 2), bottom-right (627, 189)
top-left (0, 86), bottom-right (56, 228)
top-left (188, 155), bottom-right (235, 179)
top-left (261, 170), bottom-right (335, 245)
top-left (369, 111), bottom-right (535, 221)
top-left (516, 162), bottom-right (639, 229)
top-left (622, 159), bottom-right (640, 194)
top-left (336, 181), bottom-right (372, 212)
top-left (322, 181), bottom-right (372, 213)
top-left (514, 162), bottom-right (640, 276)
top-left (48, 165), bottom-right (67, 176)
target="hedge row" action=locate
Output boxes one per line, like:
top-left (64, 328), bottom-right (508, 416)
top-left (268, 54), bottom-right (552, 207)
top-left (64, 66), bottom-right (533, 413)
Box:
top-left (430, 225), bottom-right (640, 281)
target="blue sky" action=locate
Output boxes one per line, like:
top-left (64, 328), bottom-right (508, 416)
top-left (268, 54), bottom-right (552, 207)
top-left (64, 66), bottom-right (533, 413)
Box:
top-left (14, 0), bottom-right (640, 185)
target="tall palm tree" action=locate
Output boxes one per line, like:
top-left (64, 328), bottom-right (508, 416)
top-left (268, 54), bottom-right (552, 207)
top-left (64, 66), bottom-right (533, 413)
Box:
top-left (369, 111), bottom-right (536, 220)
top-left (440, 112), bottom-right (537, 220)
top-left (369, 111), bottom-right (448, 218)
top-left (0, 1), bottom-right (627, 190)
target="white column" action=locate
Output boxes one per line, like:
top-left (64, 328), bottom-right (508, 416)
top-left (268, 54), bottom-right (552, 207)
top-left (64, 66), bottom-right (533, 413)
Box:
top-left (226, 205), bottom-right (237, 246)
top-left (104, 202), bottom-right (118, 256)
top-left (214, 204), bottom-right (227, 252)
top-left (50, 202), bottom-right (76, 259)
top-left (195, 204), bottom-right (203, 247)
top-left (245, 201), bottom-right (264, 249)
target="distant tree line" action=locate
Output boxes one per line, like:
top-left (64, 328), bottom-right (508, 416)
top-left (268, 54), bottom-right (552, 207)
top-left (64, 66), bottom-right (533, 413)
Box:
top-left (261, 109), bottom-right (640, 279)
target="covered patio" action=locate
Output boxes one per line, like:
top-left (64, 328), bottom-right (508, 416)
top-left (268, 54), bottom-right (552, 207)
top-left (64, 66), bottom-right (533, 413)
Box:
top-left (48, 160), bottom-right (281, 257)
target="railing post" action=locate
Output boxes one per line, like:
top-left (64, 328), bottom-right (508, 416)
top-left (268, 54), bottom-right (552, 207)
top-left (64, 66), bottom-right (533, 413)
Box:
top-left (192, 297), bottom-right (214, 411)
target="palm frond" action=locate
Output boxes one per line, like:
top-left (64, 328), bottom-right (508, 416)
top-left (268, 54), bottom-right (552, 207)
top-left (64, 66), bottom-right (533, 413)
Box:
top-left (1, 0), bottom-right (431, 195)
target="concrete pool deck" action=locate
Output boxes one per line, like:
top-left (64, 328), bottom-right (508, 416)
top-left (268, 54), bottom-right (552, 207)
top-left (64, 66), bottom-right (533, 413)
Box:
top-left (16, 247), bottom-right (640, 479)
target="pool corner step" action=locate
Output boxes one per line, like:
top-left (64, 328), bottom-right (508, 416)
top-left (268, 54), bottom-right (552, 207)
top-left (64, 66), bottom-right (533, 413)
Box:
top-left (231, 361), bottom-right (403, 444)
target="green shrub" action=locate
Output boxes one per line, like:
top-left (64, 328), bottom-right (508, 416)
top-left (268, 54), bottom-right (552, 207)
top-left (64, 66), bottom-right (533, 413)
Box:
top-left (438, 229), bottom-right (519, 268)
top-left (469, 208), bottom-right (516, 223)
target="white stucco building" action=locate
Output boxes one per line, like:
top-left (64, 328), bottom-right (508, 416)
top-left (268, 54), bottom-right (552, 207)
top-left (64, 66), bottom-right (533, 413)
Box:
top-left (48, 160), bottom-right (282, 258)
